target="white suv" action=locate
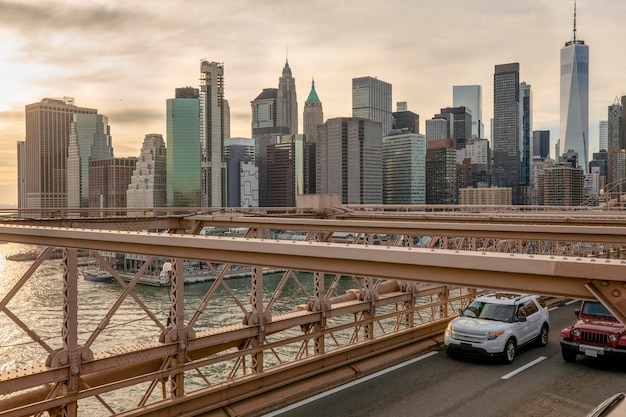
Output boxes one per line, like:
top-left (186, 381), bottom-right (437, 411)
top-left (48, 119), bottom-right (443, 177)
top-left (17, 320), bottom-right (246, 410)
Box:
top-left (444, 292), bottom-right (550, 363)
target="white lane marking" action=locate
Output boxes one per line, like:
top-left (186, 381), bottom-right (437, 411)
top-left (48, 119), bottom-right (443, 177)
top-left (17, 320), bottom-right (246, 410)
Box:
top-left (262, 351), bottom-right (439, 416)
top-left (565, 299), bottom-right (580, 306)
top-left (549, 306), bottom-right (559, 311)
top-left (501, 356), bottom-right (547, 380)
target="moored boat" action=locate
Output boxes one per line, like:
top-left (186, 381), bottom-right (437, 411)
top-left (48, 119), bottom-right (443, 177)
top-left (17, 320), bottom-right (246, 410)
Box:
top-left (80, 268), bottom-right (113, 282)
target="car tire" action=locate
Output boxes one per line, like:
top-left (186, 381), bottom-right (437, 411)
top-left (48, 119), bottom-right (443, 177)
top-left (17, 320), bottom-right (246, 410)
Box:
top-left (536, 323), bottom-right (549, 347)
top-left (562, 347), bottom-right (577, 362)
top-left (503, 338), bottom-right (516, 364)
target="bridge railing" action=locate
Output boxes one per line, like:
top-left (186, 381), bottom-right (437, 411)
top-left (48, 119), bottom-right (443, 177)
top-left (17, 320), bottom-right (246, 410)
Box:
top-left (0, 239), bottom-right (477, 417)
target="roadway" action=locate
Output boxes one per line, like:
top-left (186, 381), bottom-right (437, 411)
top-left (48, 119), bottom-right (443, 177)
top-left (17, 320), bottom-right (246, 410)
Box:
top-left (266, 301), bottom-right (626, 417)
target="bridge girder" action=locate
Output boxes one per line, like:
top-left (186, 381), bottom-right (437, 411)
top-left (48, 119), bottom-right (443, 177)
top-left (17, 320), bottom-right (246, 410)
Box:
top-left (0, 224), bottom-right (625, 323)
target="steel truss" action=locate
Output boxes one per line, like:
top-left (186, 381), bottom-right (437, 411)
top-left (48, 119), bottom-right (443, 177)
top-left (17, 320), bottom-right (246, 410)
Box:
top-left (0, 209), bottom-right (626, 416)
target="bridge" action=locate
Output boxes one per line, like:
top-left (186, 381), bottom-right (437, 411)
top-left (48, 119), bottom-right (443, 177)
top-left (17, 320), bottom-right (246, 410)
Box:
top-left (0, 205), bottom-right (625, 417)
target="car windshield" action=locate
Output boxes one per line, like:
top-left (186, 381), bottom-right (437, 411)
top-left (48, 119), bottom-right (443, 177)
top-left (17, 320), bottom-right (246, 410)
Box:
top-left (462, 301), bottom-right (515, 322)
top-left (582, 301), bottom-right (615, 319)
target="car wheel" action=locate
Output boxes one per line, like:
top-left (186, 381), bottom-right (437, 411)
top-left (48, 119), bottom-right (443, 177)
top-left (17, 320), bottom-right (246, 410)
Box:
top-left (503, 338), bottom-right (516, 364)
top-left (562, 347), bottom-right (577, 362)
top-left (536, 323), bottom-right (549, 347)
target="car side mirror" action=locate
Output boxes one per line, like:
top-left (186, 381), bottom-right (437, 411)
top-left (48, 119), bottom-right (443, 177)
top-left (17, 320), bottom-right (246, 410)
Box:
top-left (574, 308), bottom-right (580, 316)
top-left (517, 316), bottom-right (527, 322)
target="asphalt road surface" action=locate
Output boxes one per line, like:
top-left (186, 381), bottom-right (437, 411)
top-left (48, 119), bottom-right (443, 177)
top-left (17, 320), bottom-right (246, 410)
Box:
top-left (266, 300), bottom-right (626, 417)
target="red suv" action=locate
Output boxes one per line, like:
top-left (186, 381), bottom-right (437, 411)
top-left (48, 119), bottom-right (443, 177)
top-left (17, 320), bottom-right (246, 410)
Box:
top-left (560, 300), bottom-right (626, 361)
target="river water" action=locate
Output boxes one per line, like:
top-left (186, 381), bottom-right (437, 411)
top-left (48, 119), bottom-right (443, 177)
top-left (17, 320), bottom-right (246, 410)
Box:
top-left (0, 242), bottom-right (356, 415)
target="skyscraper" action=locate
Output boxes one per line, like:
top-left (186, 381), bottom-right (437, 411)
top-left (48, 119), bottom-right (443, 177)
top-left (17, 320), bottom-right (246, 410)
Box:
top-left (382, 130), bottom-right (426, 204)
top-left (251, 87), bottom-right (289, 207)
top-left (166, 87), bottom-right (201, 207)
top-left (453, 85), bottom-right (484, 138)
top-left (89, 157), bottom-right (137, 213)
top-left (560, 1), bottom-right (589, 172)
top-left (533, 130), bottom-right (550, 159)
top-left (317, 117), bottom-right (382, 204)
top-left (200, 60), bottom-right (226, 207)
top-left (492, 63), bottom-right (521, 204)
top-left (437, 107), bottom-right (472, 149)
top-left (392, 102), bottom-right (419, 134)
top-left (252, 88), bottom-right (278, 134)
top-left (67, 113), bottom-right (113, 209)
top-left (608, 98), bottom-right (623, 150)
top-left (599, 120), bottom-right (608, 152)
top-left (303, 79), bottom-right (323, 141)
top-left (224, 137), bottom-right (257, 208)
top-left (352, 76), bottom-right (392, 136)
top-left (267, 134), bottom-right (307, 207)
top-left (426, 139), bottom-right (458, 205)
top-left (126, 134), bottom-right (167, 209)
top-left (425, 118), bottom-right (450, 143)
top-left (277, 60), bottom-right (298, 134)
top-left (22, 97), bottom-right (97, 211)
top-left (520, 82), bottom-right (533, 204)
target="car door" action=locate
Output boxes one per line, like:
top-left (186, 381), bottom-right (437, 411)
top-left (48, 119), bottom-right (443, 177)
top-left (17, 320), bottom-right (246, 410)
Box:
top-left (517, 299), bottom-right (541, 345)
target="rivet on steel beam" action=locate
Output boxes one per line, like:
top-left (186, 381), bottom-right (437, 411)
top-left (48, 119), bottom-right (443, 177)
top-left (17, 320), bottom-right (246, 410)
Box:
top-left (612, 289), bottom-right (621, 297)
top-left (600, 280), bottom-right (609, 287)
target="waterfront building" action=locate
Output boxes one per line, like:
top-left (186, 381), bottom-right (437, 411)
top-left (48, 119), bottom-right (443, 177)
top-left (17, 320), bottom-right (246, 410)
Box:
top-left (166, 87), bottom-right (201, 208)
top-left (392, 102), bottom-right (419, 134)
top-left (89, 157), bottom-right (137, 214)
top-left (453, 85), bottom-right (484, 139)
top-left (277, 60), bottom-right (298, 135)
top-left (199, 60), bottom-right (226, 207)
top-left (492, 63), bottom-right (521, 205)
top-left (17, 141), bottom-right (26, 211)
top-left (533, 130), bottom-right (550, 159)
top-left (22, 97), bottom-right (97, 211)
top-left (560, 2), bottom-right (589, 172)
top-left (382, 129), bottom-right (426, 204)
top-left (224, 137), bottom-right (257, 207)
top-left (66, 113), bottom-right (113, 210)
top-left (352, 76), bottom-right (392, 136)
top-left (316, 117), bottom-right (382, 204)
top-left (126, 134), bottom-right (167, 209)
top-left (303, 79), bottom-right (323, 141)
top-left (426, 139), bottom-right (457, 205)
top-left (459, 186), bottom-right (511, 205)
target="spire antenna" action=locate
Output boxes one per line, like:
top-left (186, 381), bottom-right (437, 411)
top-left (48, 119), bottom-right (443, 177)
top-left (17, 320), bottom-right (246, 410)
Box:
top-left (573, 0), bottom-right (577, 42)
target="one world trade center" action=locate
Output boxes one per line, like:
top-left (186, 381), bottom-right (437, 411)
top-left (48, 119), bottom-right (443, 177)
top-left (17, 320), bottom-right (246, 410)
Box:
top-left (560, 1), bottom-right (589, 173)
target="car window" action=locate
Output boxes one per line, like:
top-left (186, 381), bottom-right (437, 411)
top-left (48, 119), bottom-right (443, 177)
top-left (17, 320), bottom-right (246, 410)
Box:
top-left (525, 300), bottom-right (538, 315)
top-left (582, 301), bottom-right (615, 318)
top-left (463, 302), bottom-right (514, 322)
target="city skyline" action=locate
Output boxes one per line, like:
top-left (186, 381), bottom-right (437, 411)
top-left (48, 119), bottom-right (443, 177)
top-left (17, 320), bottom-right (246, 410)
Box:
top-left (1, 0), bottom-right (626, 205)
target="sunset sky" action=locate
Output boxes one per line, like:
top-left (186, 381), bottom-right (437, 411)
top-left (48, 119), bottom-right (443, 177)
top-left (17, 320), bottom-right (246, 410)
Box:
top-left (1, 0), bottom-right (625, 206)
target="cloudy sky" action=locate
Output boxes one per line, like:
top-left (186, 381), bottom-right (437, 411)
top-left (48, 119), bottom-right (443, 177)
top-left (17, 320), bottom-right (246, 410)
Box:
top-left (1, 0), bottom-right (625, 206)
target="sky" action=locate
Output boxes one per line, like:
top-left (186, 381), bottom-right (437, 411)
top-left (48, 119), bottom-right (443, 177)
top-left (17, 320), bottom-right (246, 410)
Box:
top-left (1, 0), bottom-right (625, 206)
